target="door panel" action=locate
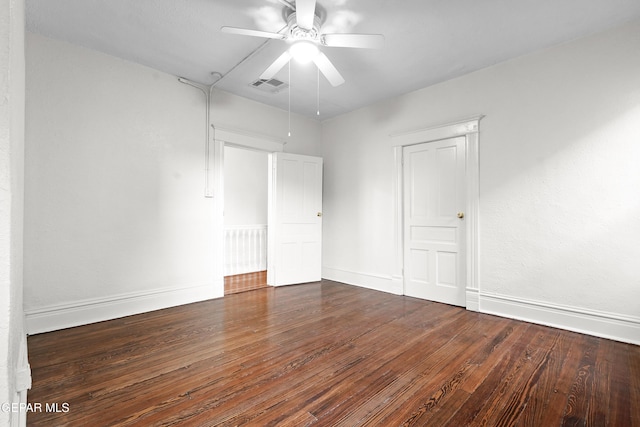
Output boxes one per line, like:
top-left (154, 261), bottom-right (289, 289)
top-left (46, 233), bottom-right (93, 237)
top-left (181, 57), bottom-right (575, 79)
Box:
top-left (269, 153), bottom-right (323, 286)
top-left (409, 249), bottom-right (430, 282)
top-left (404, 137), bottom-right (466, 306)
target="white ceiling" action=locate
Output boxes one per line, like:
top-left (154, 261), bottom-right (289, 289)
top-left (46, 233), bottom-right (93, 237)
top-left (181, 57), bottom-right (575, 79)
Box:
top-left (26, 0), bottom-right (640, 120)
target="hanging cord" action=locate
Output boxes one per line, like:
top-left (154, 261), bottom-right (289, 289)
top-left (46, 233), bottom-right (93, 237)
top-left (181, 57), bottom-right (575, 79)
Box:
top-left (288, 59), bottom-right (292, 137)
top-left (317, 65), bottom-right (320, 116)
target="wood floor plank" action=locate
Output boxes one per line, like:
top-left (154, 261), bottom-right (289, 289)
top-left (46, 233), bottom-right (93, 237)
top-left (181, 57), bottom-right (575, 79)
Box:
top-left (27, 281), bottom-right (640, 426)
top-left (356, 316), bottom-right (522, 426)
top-left (433, 324), bottom-right (551, 426)
top-left (478, 327), bottom-right (561, 426)
top-left (225, 271), bottom-right (268, 295)
top-left (514, 329), bottom-right (584, 427)
top-left (561, 335), bottom-right (600, 426)
top-left (160, 295), bottom-right (444, 426)
top-left (290, 307), bottom-right (473, 425)
top-left (386, 320), bottom-right (532, 427)
top-left (630, 344), bottom-right (640, 425)
top-left (107, 287), bottom-right (417, 426)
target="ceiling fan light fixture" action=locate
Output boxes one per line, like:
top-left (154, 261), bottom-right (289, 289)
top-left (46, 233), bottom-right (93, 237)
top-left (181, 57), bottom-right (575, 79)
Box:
top-left (289, 41), bottom-right (319, 64)
top-left (222, 0), bottom-right (380, 88)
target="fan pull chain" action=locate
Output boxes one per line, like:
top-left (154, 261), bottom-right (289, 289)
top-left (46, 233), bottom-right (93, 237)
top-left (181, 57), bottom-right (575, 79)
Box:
top-left (317, 65), bottom-right (320, 116)
top-left (288, 59), bottom-right (291, 137)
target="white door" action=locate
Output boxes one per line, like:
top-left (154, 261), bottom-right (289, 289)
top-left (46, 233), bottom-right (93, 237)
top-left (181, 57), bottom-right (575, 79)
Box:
top-left (403, 137), bottom-right (466, 306)
top-left (268, 152), bottom-right (323, 286)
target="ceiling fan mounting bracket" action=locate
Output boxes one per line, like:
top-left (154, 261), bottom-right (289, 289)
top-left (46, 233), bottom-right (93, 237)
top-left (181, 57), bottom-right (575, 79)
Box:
top-left (287, 12), bottom-right (321, 43)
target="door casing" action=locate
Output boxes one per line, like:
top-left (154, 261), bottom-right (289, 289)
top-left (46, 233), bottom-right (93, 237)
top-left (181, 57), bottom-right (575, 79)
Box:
top-left (403, 137), bottom-right (466, 306)
top-left (211, 127), bottom-right (286, 297)
top-left (391, 117), bottom-right (482, 311)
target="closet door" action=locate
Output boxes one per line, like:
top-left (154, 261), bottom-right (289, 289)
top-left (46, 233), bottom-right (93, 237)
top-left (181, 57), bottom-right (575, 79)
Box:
top-left (404, 137), bottom-right (466, 306)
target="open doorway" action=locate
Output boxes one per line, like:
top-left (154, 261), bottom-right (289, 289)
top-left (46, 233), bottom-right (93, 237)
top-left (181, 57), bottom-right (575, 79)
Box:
top-left (223, 145), bottom-right (269, 294)
top-left (212, 130), bottom-right (324, 296)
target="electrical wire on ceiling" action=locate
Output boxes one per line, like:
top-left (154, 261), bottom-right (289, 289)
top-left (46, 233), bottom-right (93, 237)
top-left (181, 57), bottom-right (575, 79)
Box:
top-left (178, 21), bottom-right (289, 197)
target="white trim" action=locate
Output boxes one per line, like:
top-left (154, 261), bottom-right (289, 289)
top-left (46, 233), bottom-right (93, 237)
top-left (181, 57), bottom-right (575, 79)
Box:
top-left (212, 139), bottom-right (225, 297)
top-left (25, 283), bottom-right (222, 335)
top-left (465, 130), bottom-right (481, 299)
top-left (213, 125), bottom-right (286, 153)
top-left (390, 115), bottom-right (482, 145)
top-left (391, 116), bottom-right (483, 310)
top-left (479, 292), bottom-right (640, 345)
top-left (267, 153), bottom-right (276, 286)
top-left (392, 146), bottom-right (404, 284)
top-left (322, 267), bottom-right (402, 295)
top-left (213, 127), bottom-right (285, 294)
top-left (13, 334), bottom-right (31, 427)
top-left (224, 224), bottom-right (268, 230)
top-left (15, 334), bottom-right (31, 392)
top-left (466, 288), bottom-right (480, 312)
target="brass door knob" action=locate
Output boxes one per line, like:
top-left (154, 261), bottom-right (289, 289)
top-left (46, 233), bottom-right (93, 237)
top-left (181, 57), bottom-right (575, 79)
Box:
top-left (317, 212), bottom-right (323, 217)
top-left (457, 212), bottom-right (465, 219)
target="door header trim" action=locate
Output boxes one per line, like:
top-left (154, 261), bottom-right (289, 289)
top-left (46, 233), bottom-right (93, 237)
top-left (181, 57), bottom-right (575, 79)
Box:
top-left (213, 125), bottom-right (286, 152)
top-left (390, 116), bottom-right (484, 147)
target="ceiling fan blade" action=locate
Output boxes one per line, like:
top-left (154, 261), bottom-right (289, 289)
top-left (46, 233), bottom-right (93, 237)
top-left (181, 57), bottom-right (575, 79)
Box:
top-left (295, 0), bottom-right (317, 30)
top-left (322, 33), bottom-right (385, 49)
top-left (312, 52), bottom-right (345, 87)
top-left (260, 51), bottom-right (292, 80)
top-left (221, 26), bottom-right (286, 40)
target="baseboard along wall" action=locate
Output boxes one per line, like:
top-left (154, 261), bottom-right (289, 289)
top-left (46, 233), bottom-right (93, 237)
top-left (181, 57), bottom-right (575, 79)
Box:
top-left (26, 268), bottom-right (639, 345)
top-left (323, 266), bottom-right (640, 345)
top-left (25, 283), bottom-right (222, 335)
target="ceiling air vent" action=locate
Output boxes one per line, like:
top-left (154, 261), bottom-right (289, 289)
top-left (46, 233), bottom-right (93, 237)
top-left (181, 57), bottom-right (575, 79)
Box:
top-left (249, 78), bottom-right (288, 94)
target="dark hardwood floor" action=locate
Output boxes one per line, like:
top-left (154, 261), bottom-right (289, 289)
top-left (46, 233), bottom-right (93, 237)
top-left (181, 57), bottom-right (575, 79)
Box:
top-left (27, 281), bottom-right (639, 426)
top-left (224, 271), bottom-right (268, 295)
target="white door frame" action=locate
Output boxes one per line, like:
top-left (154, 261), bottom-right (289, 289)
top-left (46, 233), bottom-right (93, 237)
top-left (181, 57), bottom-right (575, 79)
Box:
top-left (210, 126), bottom-right (287, 297)
top-left (390, 116), bottom-right (482, 311)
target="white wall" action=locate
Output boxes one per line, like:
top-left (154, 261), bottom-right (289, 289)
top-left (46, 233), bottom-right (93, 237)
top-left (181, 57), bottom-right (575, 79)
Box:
top-left (321, 19), bottom-right (640, 344)
top-left (210, 89), bottom-right (322, 157)
top-left (24, 33), bottom-right (321, 333)
top-left (224, 146), bottom-right (268, 226)
top-left (1, 0), bottom-right (29, 425)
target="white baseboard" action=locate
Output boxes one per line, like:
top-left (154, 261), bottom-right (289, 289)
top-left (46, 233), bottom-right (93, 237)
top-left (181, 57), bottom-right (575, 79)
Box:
top-left (466, 288), bottom-right (480, 312)
top-left (322, 267), bottom-right (403, 295)
top-left (25, 283), bottom-right (223, 335)
top-left (12, 334), bottom-right (31, 427)
top-left (321, 268), bottom-right (639, 344)
top-left (479, 292), bottom-right (640, 345)
top-left (16, 334), bottom-right (31, 392)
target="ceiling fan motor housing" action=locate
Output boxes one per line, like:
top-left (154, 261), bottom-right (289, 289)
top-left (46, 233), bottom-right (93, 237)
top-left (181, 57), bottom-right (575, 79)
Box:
top-left (287, 12), bottom-right (321, 43)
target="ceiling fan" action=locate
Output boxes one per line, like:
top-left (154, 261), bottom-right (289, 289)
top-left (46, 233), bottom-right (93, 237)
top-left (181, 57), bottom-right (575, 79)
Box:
top-left (221, 0), bottom-right (384, 87)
